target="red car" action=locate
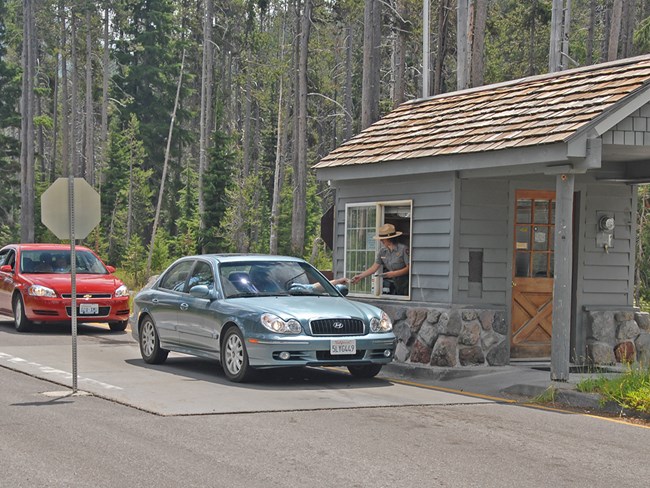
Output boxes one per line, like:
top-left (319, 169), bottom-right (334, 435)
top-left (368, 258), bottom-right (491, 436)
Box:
top-left (0, 243), bottom-right (130, 332)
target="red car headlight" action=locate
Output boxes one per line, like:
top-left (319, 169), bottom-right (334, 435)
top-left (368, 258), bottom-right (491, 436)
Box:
top-left (114, 285), bottom-right (129, 298)
top-left (27, 284), bottom-right (57, 298)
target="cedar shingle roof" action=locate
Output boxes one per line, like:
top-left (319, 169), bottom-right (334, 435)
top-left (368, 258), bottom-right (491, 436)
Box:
top-left (314, 55), bottom-right (650, 169)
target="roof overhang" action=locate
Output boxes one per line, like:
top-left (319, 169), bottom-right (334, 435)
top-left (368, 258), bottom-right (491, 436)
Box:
top-left (316, 139), bottom-right (603, 182)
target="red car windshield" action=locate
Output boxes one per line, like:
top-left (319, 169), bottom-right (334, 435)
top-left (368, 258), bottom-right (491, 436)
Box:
top-left (20, 250), bottom-right (108, 275)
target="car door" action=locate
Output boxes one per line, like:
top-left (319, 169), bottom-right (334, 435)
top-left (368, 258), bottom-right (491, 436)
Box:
top-left (177, 259), bottom-right (220, 354)
top-left (0, 248), bottom-right (16, 315)
top-left (149, 260), bottom-right (195, 347)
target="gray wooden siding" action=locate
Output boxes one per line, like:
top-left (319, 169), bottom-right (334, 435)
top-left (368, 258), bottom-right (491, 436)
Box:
top-left (456, 179), bottom-right (510, 305)
top-left (578, 182), bottom-right (635, 308)
top-left (601, 107), bottom-right (650, 146)
top-left (333, 173), bottom-right (455, 303)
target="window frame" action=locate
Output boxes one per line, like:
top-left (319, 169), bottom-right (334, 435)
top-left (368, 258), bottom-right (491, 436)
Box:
top-left (344, 200), bottom-right (412, 300)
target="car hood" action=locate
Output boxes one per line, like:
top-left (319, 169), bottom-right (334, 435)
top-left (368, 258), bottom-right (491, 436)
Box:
top-left (227, 295), bottom-right (382, 321)
top-left (26, 274), bottom-right (123, 293)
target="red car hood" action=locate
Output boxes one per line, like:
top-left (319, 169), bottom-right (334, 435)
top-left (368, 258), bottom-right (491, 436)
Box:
top-left (26, 274), bottom-right (123, 294)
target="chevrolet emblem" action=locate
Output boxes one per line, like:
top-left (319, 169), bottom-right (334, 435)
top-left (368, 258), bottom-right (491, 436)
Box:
top-left (83, 294), bottom-right (92, 299)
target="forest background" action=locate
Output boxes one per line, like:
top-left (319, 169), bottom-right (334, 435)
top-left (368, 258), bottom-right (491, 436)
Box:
top-left (3, 0), bottom-right (650, 301)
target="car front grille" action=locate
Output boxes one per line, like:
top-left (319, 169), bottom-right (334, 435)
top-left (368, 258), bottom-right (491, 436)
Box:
top-left (310, 318), bottom-right (364, 336)
top-left (62, 293), bottom-right (112, 299)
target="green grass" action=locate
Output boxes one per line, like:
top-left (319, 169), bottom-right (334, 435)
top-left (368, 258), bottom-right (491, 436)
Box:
top-left (576, 366), bottom-right (650, 414)
top-left (530, 386), bottom-right (558, 404)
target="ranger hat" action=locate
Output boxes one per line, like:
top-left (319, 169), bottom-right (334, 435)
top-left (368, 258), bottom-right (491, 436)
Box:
top-left (374, 223), bottom-right (402, 240)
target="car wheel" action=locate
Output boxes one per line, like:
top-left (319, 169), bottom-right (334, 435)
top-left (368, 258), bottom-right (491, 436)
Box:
top-left (139, 316), bottom-right (169, 364)
top-left (109, 320), bottom-right (128, 332)
top-left (347, 364), bottom-right (383, 378)
top-left (221, 327), bottom-right (253, 382)
top-left (12, 294), bottom-right (32, 333)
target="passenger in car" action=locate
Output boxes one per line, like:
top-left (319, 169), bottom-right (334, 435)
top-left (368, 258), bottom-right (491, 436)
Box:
top-left (35, 253), bottom-right (53, 272)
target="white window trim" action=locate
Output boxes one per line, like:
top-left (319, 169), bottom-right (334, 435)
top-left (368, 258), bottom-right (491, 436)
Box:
top-left (343, 200), bottom-right (412, 300)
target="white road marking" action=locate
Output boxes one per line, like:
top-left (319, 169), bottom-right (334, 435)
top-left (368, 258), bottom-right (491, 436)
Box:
top-left (0, 352), bottom-right (123, 390)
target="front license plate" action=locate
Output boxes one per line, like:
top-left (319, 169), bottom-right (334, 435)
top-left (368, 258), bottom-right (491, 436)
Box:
top-left (330, 339), bottom-right (356, 355)
top-left (79, 303), bottom-right (99, 315)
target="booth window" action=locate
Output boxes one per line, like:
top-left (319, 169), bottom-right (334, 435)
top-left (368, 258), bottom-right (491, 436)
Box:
top-left (344, 201), bottom-right (412, 299)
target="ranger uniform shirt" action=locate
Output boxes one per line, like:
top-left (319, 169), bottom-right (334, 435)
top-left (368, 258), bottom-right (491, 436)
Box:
top-left (375, 242), bottom-right (410, 272)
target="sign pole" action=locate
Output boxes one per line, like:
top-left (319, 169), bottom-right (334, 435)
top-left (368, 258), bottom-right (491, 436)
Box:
top-left (41, 176), bottom-right (101, 395)
top-left (68, 175), bottom-right (78, 394)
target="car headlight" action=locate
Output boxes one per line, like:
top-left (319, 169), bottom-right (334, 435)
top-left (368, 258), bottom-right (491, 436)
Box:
top-left (27, 284), bottom-right (57, 298)
top-left (114, 285), bottom-right (129, 298)
top-left (370, 311), bottom-right (393, 333)
top-left (261, 313), bottom-right (302, 334)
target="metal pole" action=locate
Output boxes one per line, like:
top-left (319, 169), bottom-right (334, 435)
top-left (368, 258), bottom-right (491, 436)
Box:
top-left (68, 176), bottom-right (78, 393)
top-left (551, 173), bottom-right (574, 381)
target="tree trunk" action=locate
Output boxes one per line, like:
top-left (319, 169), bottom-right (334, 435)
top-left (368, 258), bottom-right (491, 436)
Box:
top-left (20, 0), bottom-right (35, 243)
top-left (198, 0), bottom-right (214, 254)
top-left (549, 0), bottom-right (563, 72)
top-left (434, 0), bottom-right (450, 95)
top-left (100, 4), bottom-right (109, 189)
top-left (622, 0), bottom-right (637, 57)
top-left (85, 6), bottom-right (94, 185)
top-left (147, 50), bottom-right (185, 275)
top-left (561, 0), bottom-right (572, 70)
top-left (59, 1), bottom-right (70, 177)
top-left (587, 0), bottom-right (596, 64)
top-left (51, 52), bottom-right (59, 182)
top-left (457, 0), bottom-right (469, 89)
top-left (344, 22), bottom-right (353, 140)
top-left (243, 73), bottom-right (251, 177)
top-left (291, 0), bottom-right (312, 256)
top-left (361, 0), bottom-right (381, 129)
top-left (71, 9), bottom-right (80, 177)
top-left (470, 0), bottom-right (487, 87)
top-left (392, 0), bottom-right (406, 108)
top-left (608, 0), bottom-right (623, 61)
top-left (270, 18), bottom-right (286, 255)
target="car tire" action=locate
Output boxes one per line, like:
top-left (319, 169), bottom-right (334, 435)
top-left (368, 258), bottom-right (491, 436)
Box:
top-left (347, 364), bottom-right (383, 378)
top-left (139, 316), bottom-right (169, 364)
top-left (221, 327), bottom-right (254, 382)
top-left (109, 320), bottom-right (128, 332)
top-left (12, 294), bottom-right (32, 333)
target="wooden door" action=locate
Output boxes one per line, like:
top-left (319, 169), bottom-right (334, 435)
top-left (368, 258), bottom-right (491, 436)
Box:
top-left (511, 190), bottom-right (555, 358)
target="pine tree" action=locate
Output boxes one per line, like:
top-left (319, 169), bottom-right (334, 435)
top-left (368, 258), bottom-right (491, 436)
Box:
top-left (0, 0), bottom-right (20, 239)
top-left (201, 115), bottom-right (237, 253)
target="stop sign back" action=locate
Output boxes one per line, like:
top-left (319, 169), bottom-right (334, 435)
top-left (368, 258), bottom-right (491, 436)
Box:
top-left (41, 177), bottom-right (101, 239)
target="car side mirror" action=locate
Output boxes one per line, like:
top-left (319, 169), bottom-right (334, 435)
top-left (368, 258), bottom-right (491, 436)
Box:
top-left (189, 284), bottom-right (213, 299)
top-left (106, 265), bottom-right (116, 273)
top-left (335, 284), bottom-right (349, 297)
top-left (0, 264), bottom-right (12, 273)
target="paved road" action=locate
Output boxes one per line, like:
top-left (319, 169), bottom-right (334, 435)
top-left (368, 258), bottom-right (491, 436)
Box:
top-left (1, 319), bottom-right (649, 487)
top-left (0, 319), bottom-right (491, 415)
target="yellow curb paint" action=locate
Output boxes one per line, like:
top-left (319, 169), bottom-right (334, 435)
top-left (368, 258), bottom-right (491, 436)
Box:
top-left (385, 376), bottom-right (650, 429)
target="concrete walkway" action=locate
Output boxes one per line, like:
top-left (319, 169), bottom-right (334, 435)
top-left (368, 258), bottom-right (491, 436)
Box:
top-left (379, 360), bottom-right (644, 418)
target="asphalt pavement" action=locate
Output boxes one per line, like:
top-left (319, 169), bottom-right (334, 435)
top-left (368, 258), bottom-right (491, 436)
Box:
top-left (0, 314), bottom-right (641, 419)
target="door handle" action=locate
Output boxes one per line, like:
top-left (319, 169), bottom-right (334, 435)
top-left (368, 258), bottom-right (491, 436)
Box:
top-left (180, 303), bottom-right (189, 311)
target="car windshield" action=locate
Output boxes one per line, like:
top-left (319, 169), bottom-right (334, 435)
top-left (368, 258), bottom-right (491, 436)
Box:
top-left (219, 260), bottom-right (338, 299)
top-left (20, 250), bottom-right (108, 275)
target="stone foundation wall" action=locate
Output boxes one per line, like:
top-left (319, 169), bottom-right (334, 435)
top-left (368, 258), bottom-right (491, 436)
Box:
top-left (375, 303), bottom-right (510, 367)
top-left (361, 301), bottom-right (650, 368)
top-left (586, 310), bottom-right (650, 365)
